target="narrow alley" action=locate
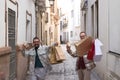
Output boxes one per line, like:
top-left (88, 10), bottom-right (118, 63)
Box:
top-left (0, 0), bottom-right (120, 80)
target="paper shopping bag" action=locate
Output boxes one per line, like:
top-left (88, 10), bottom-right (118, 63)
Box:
top-left (94, 39), bottom-right (103, 62)
top-left (49, 47), bottom-right (63, 64)
top-left (49, 47), bottom-right (58, 64)
top-left (55, 46), bottom-right (66, 61)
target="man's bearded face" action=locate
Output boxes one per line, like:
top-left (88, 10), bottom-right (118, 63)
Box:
top-left (33, 39), bottom-right (40, 49)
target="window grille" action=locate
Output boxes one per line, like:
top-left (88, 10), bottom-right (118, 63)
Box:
top-left (8, 8), bottom-right (16, 80)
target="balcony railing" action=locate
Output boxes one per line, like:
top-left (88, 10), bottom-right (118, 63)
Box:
top-left (63, 22), bottom-right (68, 28)
top-left (35, 0), bottom-right (46, 13)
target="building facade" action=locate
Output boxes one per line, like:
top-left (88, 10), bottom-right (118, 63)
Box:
top-left (0, 0), bottom-right (60, 80)
top-left (0, 0), bottom-right (36, 80)
top-left (81, 0), bottom-right (120, 80)
top-left (36, 0), bottom-right (60, 45)
top-left (59, 0), bottom-right (81, 44)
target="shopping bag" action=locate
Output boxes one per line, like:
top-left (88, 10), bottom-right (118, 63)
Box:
top-left (49, 46), bottom-right (63, 64)
top-left (94, 39), bottom-right (103, 62)
top-left (49, 47), bottom-right (58, 64)
top-left (55, 46), bottom-right (66, 61)
top-left (85, 61), bottom-right (96, 70)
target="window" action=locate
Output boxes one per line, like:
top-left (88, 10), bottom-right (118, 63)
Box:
top-left (60, 21), bottom-right (63, 30)
top-left (84, 13), bottom-right (86, 32)
top-left (95, 1), bottom-right (99, 38)
top-left (45, 12), bottom-right (48, 23)
top-left (26, 11), bottom-right (32, 43)
top-left (71, 10), bottom-right (74, 18)
top-left (26, 20), bottom-right (31, 43)
top-left (70, 31), bottom-right (73, 37)
top-left (45, 31), bottom-right (47, 45)
top-left (91, 1), bottom-right (99, 38)
top-left (63, 32), bottom-right (69, 42)
top-left (91, 5), bottom-right (94, 37)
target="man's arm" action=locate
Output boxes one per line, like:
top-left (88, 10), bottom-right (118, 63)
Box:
top-left (21, 44), bottom-right (32, 57)
top-left (66, 45), bottom-right (78, 57)
top-left (44, 42), bottom-right (58, 54)
top-left (37, 42), bottom-right (58, 55)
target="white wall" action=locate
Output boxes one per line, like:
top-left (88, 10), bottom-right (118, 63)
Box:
top-left (98, 0), bottom-right (120, 79)
top-left (17, 0), bottom-right (36, 44)
top-left (97, 0), bottom-right (109, 79)
top-left (0, 0), bottom-right (5, 47)
top-left (106, 0), bottom-right (120, 79)
top-left (0, 0), bottom-right (36, 46)
top-left (84, 0), bottom-right (109, 79)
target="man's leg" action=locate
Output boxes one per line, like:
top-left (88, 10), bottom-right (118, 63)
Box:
top-left (35, 68), bottom-right (46, 80)
top-left (29, 74), bottom-right (37, 80)
top-left (83, 69), bottom-right (91, 80)
top-left (36, 76), bottom-right (44, 80)
top-left (78, 69), bottom-right (84, 80)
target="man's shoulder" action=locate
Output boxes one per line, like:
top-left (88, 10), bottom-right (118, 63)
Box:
top-left (30, 48), bottom-right (34, 50)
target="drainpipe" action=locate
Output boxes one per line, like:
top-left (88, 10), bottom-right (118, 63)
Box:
top-left (5, 0), bottom-right (7, 46)
top-left (35, 3), bottom-right (38, 37)
top-left (16, 2), bottom-right (19, 45)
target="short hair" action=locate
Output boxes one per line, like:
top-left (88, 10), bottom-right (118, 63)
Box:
top-left (33, 37), bottom-right (40, 41)
top-left (80, 31), bottom-right (86, 35)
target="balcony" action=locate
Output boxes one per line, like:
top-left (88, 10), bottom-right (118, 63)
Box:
top-left (63, 22), bottom-right (68, 28)
top-left (81, 0), bottom-right (88, 11)
top-left (62, 18), bottom-right (68, 28)
top-left (35, 0), bottom-right (46, 13)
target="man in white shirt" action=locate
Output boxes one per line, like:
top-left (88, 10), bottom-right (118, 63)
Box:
top-left (23, 37), bottom-right (57, 80)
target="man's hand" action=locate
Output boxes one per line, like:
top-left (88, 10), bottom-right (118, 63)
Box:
top-left (66, 43), bottom-right (71, 53)
top-left (54, 42), bottom-right (59, 46)
top-left (22, 43), bottom-right (29, 50)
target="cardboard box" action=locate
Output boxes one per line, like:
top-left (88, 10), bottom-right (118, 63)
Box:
top-left (74, 36), bottom-right (93, 56)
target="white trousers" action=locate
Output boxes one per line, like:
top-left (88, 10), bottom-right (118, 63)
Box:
top-left (77, 69), bottom-right (91, 80)
top-left (28, 68), bottom-right (47, 80)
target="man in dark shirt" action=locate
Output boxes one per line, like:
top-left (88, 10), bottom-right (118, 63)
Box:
top-left (66, 32), bottom-right (95, 80)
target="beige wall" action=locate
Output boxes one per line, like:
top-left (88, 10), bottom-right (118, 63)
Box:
top-left (0, 47), bottom-right (11, 80)
top-left (0, 0), bottom-right (5, 47)
top-left (16, 51), bottom-right (28, 80)
top-left (37, 0), bottom-right (60, 45)
top-left (0, 54), bottom-right (10, 80)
